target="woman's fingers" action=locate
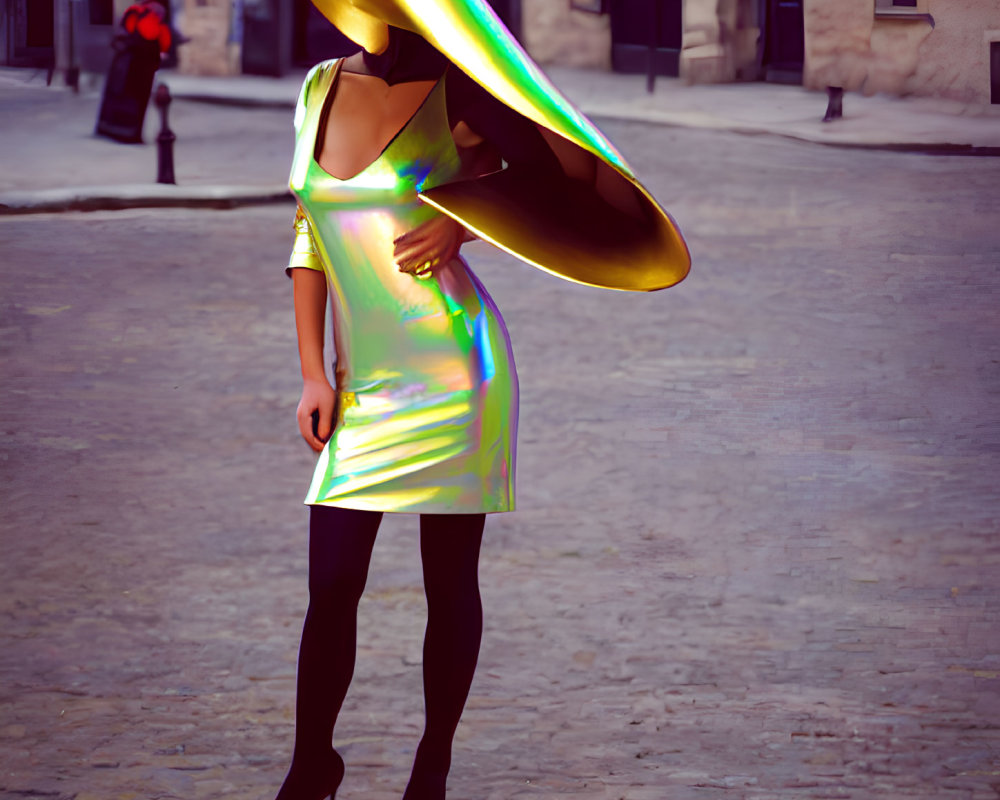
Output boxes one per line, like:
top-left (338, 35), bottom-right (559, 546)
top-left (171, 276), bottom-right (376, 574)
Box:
top-left (297, 409), bottom-right (323, 451)
top-left (393, 231), bottom-right (434, 257)
top-left (297, 381), bottom-right (336, 452)
top-left (297, 407), bottom-right (325, 451)
top-left (393, 217), bottom-right (464, 275)
top-left (399, 254), bottom-right (440, 275)
top-left (395, 242), bottom-right (440, 275)
top-left (315, 404), bottom-right (333, 444)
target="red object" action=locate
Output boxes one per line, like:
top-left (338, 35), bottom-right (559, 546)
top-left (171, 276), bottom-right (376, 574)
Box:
top-left (122, 2), bottom-right (172, 53)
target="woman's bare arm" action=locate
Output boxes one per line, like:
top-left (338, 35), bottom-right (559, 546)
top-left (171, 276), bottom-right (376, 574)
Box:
top-left (292, 267), bottom-right (336, 451)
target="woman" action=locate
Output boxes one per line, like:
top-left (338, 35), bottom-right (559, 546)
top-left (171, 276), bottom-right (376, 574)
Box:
top-left (278, 2), bottom-right (690, 799)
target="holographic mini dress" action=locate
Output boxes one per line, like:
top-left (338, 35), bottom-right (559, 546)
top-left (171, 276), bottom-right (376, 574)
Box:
top-left (288, 59), bottom-right (517, 514)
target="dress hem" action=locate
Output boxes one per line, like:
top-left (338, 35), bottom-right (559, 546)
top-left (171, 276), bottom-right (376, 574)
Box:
top-left (303, 498), bottom-right (514, 515)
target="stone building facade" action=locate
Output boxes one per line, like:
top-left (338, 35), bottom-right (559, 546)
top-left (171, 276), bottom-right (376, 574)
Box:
top-left (520, 0), bottom-right (612, 69)
top-left (21, 0), bottom-right (1000, 106)
top-left (520, 0), bottom-right (998, 105)
top-left (520, 0), bottom-right (997, 105)
top-left (174, 0), bottom-right (239, 76)
top-left (804, 0), bottom-right (999, 105)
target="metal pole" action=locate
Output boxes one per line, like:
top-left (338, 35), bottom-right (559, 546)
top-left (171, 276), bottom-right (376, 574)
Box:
top-left (66, 0), bottom-right (79, 91)
top-left (646, 0), bottom-right (660, 94)
top-left (154, 83), bottom-right (176, 184)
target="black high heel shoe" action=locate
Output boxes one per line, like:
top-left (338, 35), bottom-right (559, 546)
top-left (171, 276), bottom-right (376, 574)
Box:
top-left (402, 742), bottom-right (449, 800)
top-left (274, 750), bottom-right (345, 800)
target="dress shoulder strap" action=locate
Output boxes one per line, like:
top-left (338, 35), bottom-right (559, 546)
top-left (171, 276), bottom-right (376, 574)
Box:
top-left (293, 59), bottom-right (344, 139)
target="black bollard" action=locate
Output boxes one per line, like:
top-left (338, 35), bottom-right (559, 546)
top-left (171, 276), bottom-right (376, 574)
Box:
top-left (154, 83), bottom-right (176, 184)
top-left (822, 86), bottom-right (844, 123)
top-left (65, 0), bottom-right (79, 92)
top-left (646, 0), bottom-right (661, 94)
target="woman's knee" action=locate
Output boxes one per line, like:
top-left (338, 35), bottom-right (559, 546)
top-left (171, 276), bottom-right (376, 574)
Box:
top-left (309, 552), bottom-right (372, 606)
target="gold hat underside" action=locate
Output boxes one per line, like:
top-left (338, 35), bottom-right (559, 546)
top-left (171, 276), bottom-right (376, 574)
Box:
top-left (310, 0), bottom-right (690, 291)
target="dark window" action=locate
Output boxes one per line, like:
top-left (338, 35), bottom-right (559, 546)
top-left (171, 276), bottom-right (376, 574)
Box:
top-left (893, 0), bottom-right (918, 7)
top-left (571, 0), bottom-right (609, 12)
top-left (991, 41), bottom-right (1000, 104)
top-left (25, 0), bottom-right (54, 47)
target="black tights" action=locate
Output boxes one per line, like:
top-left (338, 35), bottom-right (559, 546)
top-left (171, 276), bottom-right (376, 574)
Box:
top-left (276, 506), bottom-right (486, 800)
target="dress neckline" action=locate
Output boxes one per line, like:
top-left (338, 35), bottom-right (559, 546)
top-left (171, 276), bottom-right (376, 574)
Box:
top-left (312, 58), bottom-right (445, 183)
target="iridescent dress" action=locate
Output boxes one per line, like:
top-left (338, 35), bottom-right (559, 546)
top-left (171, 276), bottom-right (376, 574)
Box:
top-left (288, 59), bottom-right (518, 514)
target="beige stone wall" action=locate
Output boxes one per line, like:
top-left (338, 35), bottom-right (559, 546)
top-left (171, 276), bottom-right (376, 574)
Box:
top-left (682, 0), bottom-right (760, 84)
top-left (804, 0), bottom-right (1000, 104)
top-left (802, 0), bottom-right (873, 91)
top-left (176, 0), bottom-right (237, 76)
top-left (521, 0), bottom-right (611, 69)
top-left (902, 1), bottom-right (997, 103)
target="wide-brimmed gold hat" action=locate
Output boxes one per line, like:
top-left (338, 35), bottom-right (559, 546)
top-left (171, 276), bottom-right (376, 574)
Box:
top-left (309, 0), bottom-right (690, 291)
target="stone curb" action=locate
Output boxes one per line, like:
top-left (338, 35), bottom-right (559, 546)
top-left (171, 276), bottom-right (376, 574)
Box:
top-left (168, 90), bottom-right (295, 110)
top-left (587, 109), bottom-right (1000, 156)
top-left (0, 184), bottom-right (294, 215)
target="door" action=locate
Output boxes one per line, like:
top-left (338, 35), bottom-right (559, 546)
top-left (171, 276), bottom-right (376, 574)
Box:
top-left (292, 0), bottom-right (358, 67)
top-left (610, 0), bottom-right (683, 77)
top-left (5, 0), bottom-right (55, 67)
top-left (992, 41), bottom-right (1000, 105)
top-left (489, 0), bottom-right (522, 42)
top-left (760, 0), bottom-right (804, 83)
top-left (242, 0), bottom-right (291, 75)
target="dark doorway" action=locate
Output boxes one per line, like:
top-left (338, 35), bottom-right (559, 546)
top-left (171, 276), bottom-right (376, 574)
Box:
top-left (489, 0), bottom-right (523, 42)
top-left (760, 0), bottom-right (804, 83)
top-left (88, 0), bottom-right (114, 26)
top-left (242, 0), bottom-right (292, 75)
top-left (25, 0), bottom-right (54, 48)
top-left (292, 0), bottom-right (358, 68)
top-left (5, 0), bottom-right (55, 66)
top-left (992, 41), bottom-right (1000, 104)
top-left (610, 0), bottom-right (683, 78)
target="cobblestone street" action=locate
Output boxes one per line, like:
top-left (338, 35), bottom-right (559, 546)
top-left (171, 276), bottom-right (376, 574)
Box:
top-left (1, 120), bottom-right (999, 800)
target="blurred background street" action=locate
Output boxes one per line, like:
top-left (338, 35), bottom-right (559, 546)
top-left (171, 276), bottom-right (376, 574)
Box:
top-left (1, 61), bottom-right (998, 207)
top-left (2, 48), bottom-right (999, 798)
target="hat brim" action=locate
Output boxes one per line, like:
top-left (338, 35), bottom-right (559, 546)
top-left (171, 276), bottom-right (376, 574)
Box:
top-left (309, 0), bottom-right (690, 290)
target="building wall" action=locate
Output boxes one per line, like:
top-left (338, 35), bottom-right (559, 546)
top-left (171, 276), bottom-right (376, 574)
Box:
top-left (804, 0), bottom-right (1000, 104)
top-left (901, 1), bottom-right (998, 104)
top-left (802, 0), bottom-right (872, 91)
top-left (176, 0), bottom-right (237, 75)
top-left (73, 0), bottom-right (994, 104)
top-left (520, 0), bottom-right (760, 83)
top-left (681, 0), bottom-right (759, 83)
top-left (521, 0), bottom-right (610, 69)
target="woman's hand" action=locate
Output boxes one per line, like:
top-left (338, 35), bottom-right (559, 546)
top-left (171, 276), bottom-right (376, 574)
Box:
top-left (393, 215), bottom-right (466, 278)
top-left (297, 377), bottom-right (336, 452)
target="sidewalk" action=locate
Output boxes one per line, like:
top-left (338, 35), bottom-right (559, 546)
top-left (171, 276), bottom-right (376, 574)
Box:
top-left (162, 63), bottom-right (1000, 152)
top-left (2, 63), bottom-right (998, 214)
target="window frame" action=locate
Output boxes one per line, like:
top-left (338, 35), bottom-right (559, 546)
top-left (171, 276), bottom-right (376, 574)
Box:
top-left (874, 0), bottom-right (932, 21)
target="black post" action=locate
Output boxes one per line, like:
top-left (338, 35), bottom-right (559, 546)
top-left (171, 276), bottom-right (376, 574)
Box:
top-left (154, 83), bottom-right (176, 184)
top-left (646, 0), bottom-right (660, 94)
top-left (822, 86), bottom-right (843, 122)
top-left (66, 0), bottom-right (80, 92)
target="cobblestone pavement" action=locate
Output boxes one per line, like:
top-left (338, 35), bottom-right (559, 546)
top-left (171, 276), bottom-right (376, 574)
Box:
top-left (1, 122), bottom-right (999, 800)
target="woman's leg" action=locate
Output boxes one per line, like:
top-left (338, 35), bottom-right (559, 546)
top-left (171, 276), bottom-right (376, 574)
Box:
top-left (403, 513), bottom-right (486, 800)
top-left (276, 505), bottom-right (383, 800)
